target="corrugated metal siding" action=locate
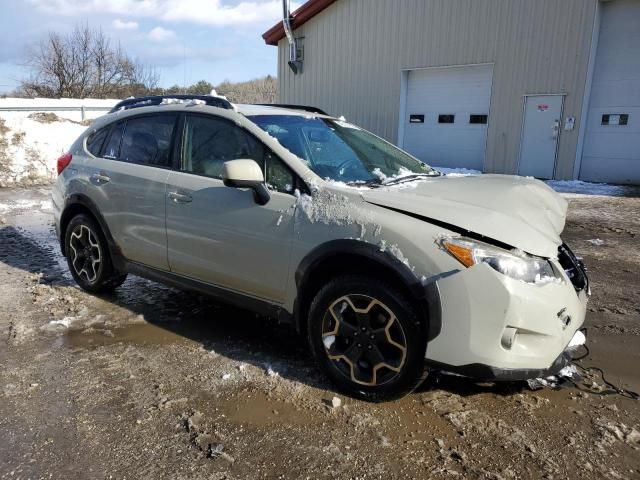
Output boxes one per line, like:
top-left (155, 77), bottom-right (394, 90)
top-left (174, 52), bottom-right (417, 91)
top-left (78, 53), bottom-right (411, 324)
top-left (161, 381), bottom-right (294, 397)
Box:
top-left (277, 0), bottom-right (597, 178)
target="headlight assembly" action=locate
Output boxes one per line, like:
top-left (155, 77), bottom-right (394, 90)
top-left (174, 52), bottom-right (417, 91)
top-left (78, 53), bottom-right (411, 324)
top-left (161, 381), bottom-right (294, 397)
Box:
top-left (440, 236), bottom-right (562, 284)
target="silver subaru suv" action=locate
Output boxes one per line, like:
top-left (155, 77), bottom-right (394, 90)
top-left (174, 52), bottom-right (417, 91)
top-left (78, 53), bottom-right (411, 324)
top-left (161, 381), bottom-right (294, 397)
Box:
top-left (52, 95), bottom-right (589, 401)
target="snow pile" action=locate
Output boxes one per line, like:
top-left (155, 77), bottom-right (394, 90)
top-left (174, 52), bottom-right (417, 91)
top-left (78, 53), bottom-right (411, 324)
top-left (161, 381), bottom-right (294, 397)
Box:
top-left (293, 187), bottom-right (375, 227)
top-left (546, 180), bottom-right (634, 197)
top-left (587, 238), bottom-right (605, 246)
top-left (533, 274), bottom-right (563, 285)
top-left (0, 97), bottom-right (118, 122)
top-left (567, 330), bottom-right (586, 350)
top-left (435, 167), bottom-right (482, 177)
top-left (0, 113), bottom-right (87, 186)
top-left (0, 198), bottom-right (50, 213)
top-left (372, 166), bottom-right (414, 183)
top-left (159, 98), bottom-right (207, 107)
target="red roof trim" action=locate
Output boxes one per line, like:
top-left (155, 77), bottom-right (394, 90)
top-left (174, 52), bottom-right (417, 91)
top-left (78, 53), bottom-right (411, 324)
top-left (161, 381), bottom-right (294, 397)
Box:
top-left (262, 0), bottom-right (337, 46)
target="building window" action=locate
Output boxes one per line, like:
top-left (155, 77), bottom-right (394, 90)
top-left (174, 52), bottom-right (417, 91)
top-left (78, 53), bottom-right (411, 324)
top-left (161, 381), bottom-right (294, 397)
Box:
top-left (438, 114), bottom-right (455, 124)
top-left (601, 114), bottom-right (629, 126)
top-left (469, 114), bottom-right (488, 124)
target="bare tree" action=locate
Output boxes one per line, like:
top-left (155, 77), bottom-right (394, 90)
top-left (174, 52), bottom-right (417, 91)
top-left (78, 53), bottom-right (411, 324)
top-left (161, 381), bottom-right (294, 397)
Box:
top-left (21, 24), bottom-right (160, 98)
top-left (216, 75), bottom-right (277, 104)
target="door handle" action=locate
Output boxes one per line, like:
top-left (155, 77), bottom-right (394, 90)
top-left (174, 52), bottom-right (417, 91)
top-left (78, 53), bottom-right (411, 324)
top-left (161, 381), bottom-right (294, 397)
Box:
top-left (91, 172), bottom-right (110, 184)
top-left (552, 119), bottom-right (560, 140)
top-left (168, 191), bottom-right (192, 204)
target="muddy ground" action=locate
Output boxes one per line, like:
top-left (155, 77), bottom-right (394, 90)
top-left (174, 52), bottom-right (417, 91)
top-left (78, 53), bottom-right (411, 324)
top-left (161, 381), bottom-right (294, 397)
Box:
top-left (0, 186), bottom-right (639, 479)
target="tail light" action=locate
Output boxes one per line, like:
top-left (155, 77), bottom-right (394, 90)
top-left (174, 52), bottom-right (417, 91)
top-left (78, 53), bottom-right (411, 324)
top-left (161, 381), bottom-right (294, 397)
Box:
top-left (57, 152), bottom-right (72, 175)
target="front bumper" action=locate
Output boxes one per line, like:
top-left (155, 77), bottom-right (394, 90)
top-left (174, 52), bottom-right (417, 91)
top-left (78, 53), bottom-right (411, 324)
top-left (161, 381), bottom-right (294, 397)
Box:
top-left (424, 247), bottom-right (589, 378)
top-left (426, 330), bottom-right (585, 381)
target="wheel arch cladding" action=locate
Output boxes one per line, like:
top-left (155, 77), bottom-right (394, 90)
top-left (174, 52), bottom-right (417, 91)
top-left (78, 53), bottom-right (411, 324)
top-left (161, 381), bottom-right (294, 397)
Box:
top-left (60, 194), bottom-right (126, 271)
top-left (293, 239), bottom-right (441, 342)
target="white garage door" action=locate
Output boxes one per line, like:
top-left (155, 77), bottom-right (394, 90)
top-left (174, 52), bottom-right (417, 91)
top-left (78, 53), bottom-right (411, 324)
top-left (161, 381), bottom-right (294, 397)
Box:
top-left (401, 64), bottom-right (493, 171)
top-left (580, 0), bottom-right (640, 184)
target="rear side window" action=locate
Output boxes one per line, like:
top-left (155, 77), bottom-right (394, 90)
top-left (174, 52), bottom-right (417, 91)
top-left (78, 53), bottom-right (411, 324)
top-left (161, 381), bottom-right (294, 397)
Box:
top-left (120, 115), bottom-right (177, 167)
top-left (103, 122), bottom-right (126, 159)
top-left (86, 127), bottom-right (109, 156)
top-left (182, 115), bottom-right (265, 178)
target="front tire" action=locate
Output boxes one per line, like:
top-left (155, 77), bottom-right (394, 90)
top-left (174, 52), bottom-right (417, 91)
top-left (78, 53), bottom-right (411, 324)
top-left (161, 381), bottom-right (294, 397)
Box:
top-left (64, 214), bottom-right (127, 293)
top-left (307, 275), bottom-right (428, 402)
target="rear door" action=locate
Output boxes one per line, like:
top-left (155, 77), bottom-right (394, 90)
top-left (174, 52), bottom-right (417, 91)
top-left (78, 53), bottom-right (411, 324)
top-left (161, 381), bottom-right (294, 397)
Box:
top-left (165, 113), bottom-right (297, 303)
top-left (86, 113), bottom-right (178, 270)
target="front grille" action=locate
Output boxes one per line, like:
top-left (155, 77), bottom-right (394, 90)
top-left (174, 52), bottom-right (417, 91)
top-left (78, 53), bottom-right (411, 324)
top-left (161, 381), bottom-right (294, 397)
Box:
top-left (558, 243), bottom-right (588, 291)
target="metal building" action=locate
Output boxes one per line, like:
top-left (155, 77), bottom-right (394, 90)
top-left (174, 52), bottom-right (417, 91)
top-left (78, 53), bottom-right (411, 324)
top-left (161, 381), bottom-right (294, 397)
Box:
top-left (263, 0), bottom-right (640, 184)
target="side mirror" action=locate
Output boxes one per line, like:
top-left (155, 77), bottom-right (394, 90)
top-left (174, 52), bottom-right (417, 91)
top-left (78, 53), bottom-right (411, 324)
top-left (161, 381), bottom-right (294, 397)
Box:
top-left (222, 159), bottom-right (271, 205)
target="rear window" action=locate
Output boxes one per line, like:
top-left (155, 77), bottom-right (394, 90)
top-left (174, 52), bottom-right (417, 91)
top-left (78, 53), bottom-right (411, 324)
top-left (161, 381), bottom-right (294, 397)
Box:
top-left (120, 114), bottom-right (177, 167)
top-left (103, 122), bottom-right (126, 159)
top-left (86, 127), bottom-right (109, 156)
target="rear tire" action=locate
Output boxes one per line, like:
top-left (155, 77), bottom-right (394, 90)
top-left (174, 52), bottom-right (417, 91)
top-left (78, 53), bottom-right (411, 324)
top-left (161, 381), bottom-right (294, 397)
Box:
top-left (64, 214), bottom-right (127, 293)
top-left (307, 275), bottom-right (428, 402)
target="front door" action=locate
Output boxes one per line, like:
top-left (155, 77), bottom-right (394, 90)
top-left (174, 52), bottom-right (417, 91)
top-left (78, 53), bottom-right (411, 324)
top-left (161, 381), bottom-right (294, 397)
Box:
top-left (518, 95), bottom-right (564, 179)
top-left (165, 113), bottom-right (297, 303)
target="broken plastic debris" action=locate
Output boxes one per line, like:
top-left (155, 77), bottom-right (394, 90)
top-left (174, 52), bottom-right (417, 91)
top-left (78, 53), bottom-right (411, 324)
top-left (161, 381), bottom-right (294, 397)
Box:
top-left (557, 364), bottom-right (579, 378)
top-left (527, 362), bottom-right (580, 390)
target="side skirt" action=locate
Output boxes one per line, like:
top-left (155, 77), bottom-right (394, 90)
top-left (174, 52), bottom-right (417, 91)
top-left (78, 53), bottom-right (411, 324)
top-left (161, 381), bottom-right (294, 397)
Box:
top-left (125, 261), bottom-right (293, 324)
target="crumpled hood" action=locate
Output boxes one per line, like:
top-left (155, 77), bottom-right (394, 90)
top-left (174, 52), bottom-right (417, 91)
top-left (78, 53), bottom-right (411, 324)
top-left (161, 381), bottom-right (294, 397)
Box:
top-left (361, 174), bottom-right (568, 258)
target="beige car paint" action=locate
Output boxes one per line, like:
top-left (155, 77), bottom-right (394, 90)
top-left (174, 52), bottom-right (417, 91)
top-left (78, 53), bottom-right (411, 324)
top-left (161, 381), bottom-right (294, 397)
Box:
top-left (54, 102), bottom-right (588, 375)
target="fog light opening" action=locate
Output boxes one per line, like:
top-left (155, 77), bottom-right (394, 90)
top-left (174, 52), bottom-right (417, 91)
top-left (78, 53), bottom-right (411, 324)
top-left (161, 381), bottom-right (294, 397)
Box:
top-left (557, 308), bottom-right (572, 329)
top-left (501, 327), bottom-right (518, 350)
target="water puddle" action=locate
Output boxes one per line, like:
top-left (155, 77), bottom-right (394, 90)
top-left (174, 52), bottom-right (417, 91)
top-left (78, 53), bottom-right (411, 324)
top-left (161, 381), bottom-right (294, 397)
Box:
top-left (63, 322), bottom-right (189, 348)
top-left (219, 391), bottom-right (316, 427)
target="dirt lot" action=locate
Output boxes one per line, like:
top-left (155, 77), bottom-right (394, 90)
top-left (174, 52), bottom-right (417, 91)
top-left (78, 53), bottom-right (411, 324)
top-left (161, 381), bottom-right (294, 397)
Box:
top-left (1, 186), bottom-right (639, 479)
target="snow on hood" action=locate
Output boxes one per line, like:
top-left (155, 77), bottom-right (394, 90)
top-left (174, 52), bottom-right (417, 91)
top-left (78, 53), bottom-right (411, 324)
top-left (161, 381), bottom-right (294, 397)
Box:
top-left (360, 174), bottom-right (568, 258)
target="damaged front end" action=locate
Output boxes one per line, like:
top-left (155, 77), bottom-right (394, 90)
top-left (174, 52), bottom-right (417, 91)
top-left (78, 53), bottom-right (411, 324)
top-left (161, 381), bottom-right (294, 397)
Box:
top-left (422, 233), bottom-right (590, 382)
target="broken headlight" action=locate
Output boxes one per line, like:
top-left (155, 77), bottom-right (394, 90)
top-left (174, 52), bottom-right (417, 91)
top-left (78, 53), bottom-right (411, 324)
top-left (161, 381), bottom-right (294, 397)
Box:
top-left (441, 237), bottom-right (561, 284)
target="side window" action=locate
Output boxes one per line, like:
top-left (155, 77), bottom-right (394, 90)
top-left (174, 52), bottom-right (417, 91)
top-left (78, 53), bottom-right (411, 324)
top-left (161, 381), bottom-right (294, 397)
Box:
top-left (119, 114), bottom-right (176, 167)
top-left (182, 115), bottom-right (265, 179)
top-left (102, 122), bottom-right (126, 159)
top-left (265, 153), bottom-right (295, 194)
top-left (86, 127), bottom-right (109, 157)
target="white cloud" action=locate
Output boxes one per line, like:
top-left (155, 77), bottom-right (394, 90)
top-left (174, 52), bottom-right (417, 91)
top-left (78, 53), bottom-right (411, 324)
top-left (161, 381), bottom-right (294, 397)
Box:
top-left (112, 18), bottom-right (138, 30)
top-left (27, 0), bottom-right (301, 27)
top-left (148, 26), bottom-right (176, 42)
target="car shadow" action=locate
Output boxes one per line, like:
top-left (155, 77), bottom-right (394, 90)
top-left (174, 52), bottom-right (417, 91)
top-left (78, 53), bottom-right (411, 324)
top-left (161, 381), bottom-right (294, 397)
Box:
top-left (0, 224), bottom-right (531, 400)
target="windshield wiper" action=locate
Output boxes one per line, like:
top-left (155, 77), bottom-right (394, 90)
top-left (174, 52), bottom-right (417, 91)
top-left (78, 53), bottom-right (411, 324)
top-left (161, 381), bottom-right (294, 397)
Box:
top-left (346, 179), bottom-right (382, 188)
top-left (382, 172), bottom-right (441, 186)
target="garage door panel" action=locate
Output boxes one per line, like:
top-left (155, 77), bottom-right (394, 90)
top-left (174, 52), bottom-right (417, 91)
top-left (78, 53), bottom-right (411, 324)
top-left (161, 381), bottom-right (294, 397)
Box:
top-left (586, 106), bottom-right (640, 134)
top-left (584, 132), bottom-right (640, 158)
top-left (403, 64), bottom-right (493, 171)
top-left (580, 156), bottom-right (640, 184)
top-left (589, 80), bottom-right (640, 108)
top-left (580, 0), bottom-right (640, 184)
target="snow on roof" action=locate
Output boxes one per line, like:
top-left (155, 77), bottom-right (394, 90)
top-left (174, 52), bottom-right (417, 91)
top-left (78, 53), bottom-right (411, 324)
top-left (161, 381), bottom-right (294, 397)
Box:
top-left (235, 104), bottom-right (328, 117)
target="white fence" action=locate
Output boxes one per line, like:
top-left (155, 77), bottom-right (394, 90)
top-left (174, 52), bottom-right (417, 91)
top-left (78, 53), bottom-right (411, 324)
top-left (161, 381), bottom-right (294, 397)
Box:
top-left (0, 98), bottom-right (120, 122)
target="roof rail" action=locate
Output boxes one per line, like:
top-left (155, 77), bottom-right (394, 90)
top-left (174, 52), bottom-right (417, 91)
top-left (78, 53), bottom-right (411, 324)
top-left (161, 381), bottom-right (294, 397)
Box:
top-left (255, 103), bottom-right (328, 115)
top-left (109, 95), bottom-right (234, 113)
